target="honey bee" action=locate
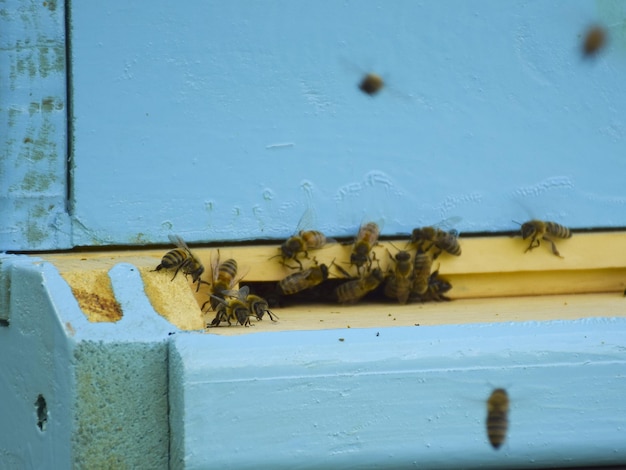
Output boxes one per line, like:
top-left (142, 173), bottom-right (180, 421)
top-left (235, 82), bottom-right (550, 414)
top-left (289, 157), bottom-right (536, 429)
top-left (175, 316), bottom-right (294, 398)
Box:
top-left (582, 25), bottom-right (607, 57)
top-left (335, 268), bottom-right (384, 304)
top-left (202, 251), bottom-right (243, 311)
top-left (278, 261), bottom-right (330, 295)
top-left (247, 293), bottom-right (278, 322)
top-left (411, 249), bottom-right (434, 296)
top-left (412, 269), bottom-right (452, 302)
top-left (350, 222), bottom-right (380, 273)
top-left (384, 248), bottom-right (412, 304)
top-left (153, 234), bottom-right (208, 291)
top-left (411, 220), bottom-right (461, 258)
top-left (486, 388), bottom-right (509, 450)
top-left (359, 73), bottom-right (384, 96)
top-left (518, 220), bottom-right (571, 257)
top-left (208, 286), bottom-right (252, 327)
top-left (276, 210), bottom-right (328, 270)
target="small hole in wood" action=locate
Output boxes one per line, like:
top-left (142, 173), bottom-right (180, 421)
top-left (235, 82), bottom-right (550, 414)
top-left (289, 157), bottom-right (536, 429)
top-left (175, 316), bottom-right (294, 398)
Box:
top-left (35, 394), bottom-right (48, 431)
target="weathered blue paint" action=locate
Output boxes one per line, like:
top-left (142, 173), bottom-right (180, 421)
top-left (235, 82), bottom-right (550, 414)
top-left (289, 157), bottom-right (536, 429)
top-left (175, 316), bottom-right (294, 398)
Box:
top-left (0, 0), bottom-right (71, 251)
top-left (68, 0), bottom-right (626, 246)
top-left (170, 320), bottom-right (626, 469)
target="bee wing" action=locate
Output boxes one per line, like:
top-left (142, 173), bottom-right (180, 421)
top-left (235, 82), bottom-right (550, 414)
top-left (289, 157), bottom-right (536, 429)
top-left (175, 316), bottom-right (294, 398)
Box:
top-left (294, 207), bottom-right (318, 234)
top-left (168, 234), bottom-right (191, 251)
top-left (222, 285), bottom-right (249, 300)
top-left (434, 217), bottom-right (462, 235)
top-left (210, 250), bottom-right (221, 283)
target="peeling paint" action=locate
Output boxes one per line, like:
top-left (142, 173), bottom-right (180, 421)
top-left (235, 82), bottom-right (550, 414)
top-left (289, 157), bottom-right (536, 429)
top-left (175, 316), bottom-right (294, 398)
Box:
top-left (20, 171), bottom-right (55, 192)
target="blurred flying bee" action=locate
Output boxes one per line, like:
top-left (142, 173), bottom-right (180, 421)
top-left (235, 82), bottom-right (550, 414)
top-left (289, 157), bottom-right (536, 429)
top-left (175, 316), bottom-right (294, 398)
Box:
top-left (247, 292), bottom-right (278, 322)
top-left (208, 286), bottom-right (252, 327)
top-left (384, 246), bottom-right (413, 304)
top-left (486, 388), bottom-right (509, 450)
top-left (278, 260), bottom-right (330, 295)
top-left (359, 73), bottom-right (385, 96)
top-left (350, 221), bottom-right (381, 273)
top-left (411, 249), bottom-right (434, 296)
top-left (411, 218), bottom-right (462, 258)
top-left (275, 209), bottom-right (328, 270)
top-left (153, 234), bottom-right (208, 292)
top-left (335, 267), bottom-right (385, 304)
top-left (516, 220), bottom-right (572, 257)
top-left (411, 269), bottom-right (452, 302)
top-left (582, 25), bottom-right (607, 57)
top-left (202, 251), bottom-right (244, 311)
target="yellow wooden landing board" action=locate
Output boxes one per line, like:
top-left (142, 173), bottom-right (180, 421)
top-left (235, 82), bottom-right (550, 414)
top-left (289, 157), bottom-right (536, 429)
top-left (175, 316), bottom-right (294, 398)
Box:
top-left (37, 232), bottom-right (626, 331)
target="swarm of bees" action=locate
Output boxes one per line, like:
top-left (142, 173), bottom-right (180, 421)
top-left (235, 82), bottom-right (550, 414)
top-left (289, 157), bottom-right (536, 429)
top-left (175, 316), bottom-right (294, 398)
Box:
top-left (269, 220), bottom-right (460, 306)
top-left (153, 217), bottom-right (573, 325)
top-left (153, 235), bottom-right (276, 328)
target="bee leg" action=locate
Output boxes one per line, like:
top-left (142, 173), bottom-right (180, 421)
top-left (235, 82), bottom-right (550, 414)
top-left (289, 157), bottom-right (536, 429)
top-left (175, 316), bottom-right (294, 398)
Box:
top-left (543, 237), bottom-right (563, 257)
top-left (524, 237), bottom-right (541, 253)
top-left (170, 266), bottom-right (183, 281)
top-left (194, 278), bottom-right (211, 292)
top-left (432, 248), bottom-right (443, 260)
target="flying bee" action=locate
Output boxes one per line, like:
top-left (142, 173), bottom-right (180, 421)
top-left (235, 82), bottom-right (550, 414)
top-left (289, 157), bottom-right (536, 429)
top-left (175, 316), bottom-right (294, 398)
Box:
top-left (411, 249), bottom-right (434, 296)
top-left (486, 388), bottom-right (509, 450)
top-left (411, 218), bottom-right (462, 258)
top-left (359, 73), bottom-right (384, 96)
top-left (275, 209), bottom-right (329, 270)
top-left (383, 246), bottom-right (413, 304)
top-left (278, 261), bottom-right (330, 295)
top-left (516, 220), bottom-right (572, 257)
top-left (208, 286), bottom-right (252, 327)
top-left (247, 293), bottom-right (278, 322)
top-left (411, 269), bottom-right (452, 302)
top-left (582, 25), bottom-right (607, 57)
top-left (350, 221), bottom-right (381, 273)
top-left (335, 267), bottom-right (385, 304)
top-left (153, 234), bottom-right (208, 291)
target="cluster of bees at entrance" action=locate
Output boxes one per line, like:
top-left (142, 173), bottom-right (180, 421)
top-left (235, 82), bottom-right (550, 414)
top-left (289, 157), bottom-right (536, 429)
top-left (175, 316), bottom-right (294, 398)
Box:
top-left (152, 219), bottom-right (572, 328)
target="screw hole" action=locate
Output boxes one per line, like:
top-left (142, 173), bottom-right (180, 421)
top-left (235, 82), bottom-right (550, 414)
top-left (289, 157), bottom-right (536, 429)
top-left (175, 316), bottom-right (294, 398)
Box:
top-left (35, 394), bottom-right (48, 431)
top-left (0, 319), bottom-right (9, 327)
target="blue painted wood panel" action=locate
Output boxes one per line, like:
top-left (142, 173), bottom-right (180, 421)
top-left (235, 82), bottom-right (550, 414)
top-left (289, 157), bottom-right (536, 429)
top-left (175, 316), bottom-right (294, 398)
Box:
top-left (68, 0), bottom-right (626, 246)
top-left (170, 320), bottom-right (626, 469)
top-left (1, 0), bottom-right (71, 250)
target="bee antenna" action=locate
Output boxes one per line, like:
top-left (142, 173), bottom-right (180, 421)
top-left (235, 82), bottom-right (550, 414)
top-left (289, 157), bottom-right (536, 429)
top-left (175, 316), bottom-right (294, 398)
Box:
top-left (511, 220), bottom-right (523, 226)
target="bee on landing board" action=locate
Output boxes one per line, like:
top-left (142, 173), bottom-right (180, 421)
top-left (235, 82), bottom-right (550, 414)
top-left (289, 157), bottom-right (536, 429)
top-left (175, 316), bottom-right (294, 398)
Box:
top-left (246, 292), bottom-right (278, 322)
top-left (486, 388), bottom-right (509, 450)
top-left (517, 220), bottom-right (571, 257)
top-left (202, 250), bottom-right (244, 311)
top-left (275, 209), bottom-right (329, 270)
top-left (410, 269), bottom-right (452, 302)
top-left (383, 247), bottom-right (413, 304)
top-left (350, 221), bottom-right (381, 274)
top-left (410, 218), bottom-right (462, 258)
top-left (207, 286), bottom-right (253, 327)
top-left (335, 267), bottom-right (385, 304)
top-left (278, 261), bottom-right (330, 296)
top-left (153, 234), bottom-right (208, 292)
top-left (411, 249), bottom-right (434, 297)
